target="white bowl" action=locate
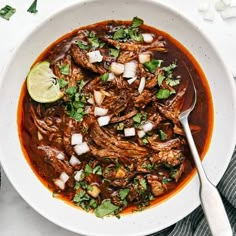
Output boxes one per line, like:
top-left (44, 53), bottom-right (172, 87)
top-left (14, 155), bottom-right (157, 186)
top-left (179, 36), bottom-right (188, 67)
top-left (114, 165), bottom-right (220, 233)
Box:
top-left (0, 0), bottom-right (236, 235)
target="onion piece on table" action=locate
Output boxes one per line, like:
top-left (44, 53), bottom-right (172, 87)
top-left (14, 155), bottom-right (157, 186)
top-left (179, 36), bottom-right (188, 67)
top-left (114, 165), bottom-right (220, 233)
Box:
top-left (94, 107), bottom-right (108, 116)
top-left (71, 133), bottom-right (83, 146)
top-left (97, 116), bottom-right (110, 126)
top-left (87, 50), bottom-right (103, 63)
top-left (74, 142), bottom-right (90, 155)
top-left (138, 77), bottom-right (146, 94)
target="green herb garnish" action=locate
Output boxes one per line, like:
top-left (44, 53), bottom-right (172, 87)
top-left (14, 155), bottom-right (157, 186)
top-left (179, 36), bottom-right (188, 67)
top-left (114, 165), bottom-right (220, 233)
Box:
top-left (27, 0), bottom-right (38, 14)
top-left (76, 40), bottom-right (90, 50)
top-left (128, 28), bottom-right (143, 42)
top-left (0, 5), bottom-right (16, 20)
top-left (157, 73), bottom-right (165, 86)
top-left (113, 28), bottom-right (126, 40)
top-left (143, 59), bottom-right (162, 73)
top-left (117, 122), bottom-right (125, 131)
top-left (159, 129), bottom-right (167, 140)
top-left (109, 48), bottom-right (120, 58)
top-left (133, 113), bottom-right (142, 123)
top-left (142, 137), bottom-right (149, 145)
top-left (119, 189), bottom-right (130, 200)
top-left (85, 164), bottom-right (93, 175)
top-left (59, 64), bottom-right (70, 75)
top-left (93, 165), bottom-right (103, 175)
top-left (66, 86), bottom-right (77, 95)
top-left (131, 16), bottom-right (144, 28)
top-left (156, 89), bottom-right (172, 99)
top-left (94, 200), bottom-right (119, 218)
top-left (58, 78), bottom-right (68, 88)
top-left (101, 73), bottom-right (109, 82)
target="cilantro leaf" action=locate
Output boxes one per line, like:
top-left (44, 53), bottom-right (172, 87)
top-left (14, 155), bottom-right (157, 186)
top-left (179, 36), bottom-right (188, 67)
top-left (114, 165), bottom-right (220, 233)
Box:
top-left (157, 73), bottom-right (165, 86)
top-left (93, 165), bottom-right (102, 175)
top-left (88, 37), bottom-right (100, 49)
top-left (101, 73), bottom-right (109, 82)
top-left (94, 200), bottom-right (119, 218)
top-left (142, 137), bottom-right (149, 145)
top-left (159, 129), bottom-right (167, 140)
top-left (133, 113), bottom-right (142, 123)
top-left (0, 5), bottom-right (16, 20)
top-left (128, 28), bottom-right (144, 42)
top-left (109, 48), bottom-right (120, 58)
top-left (156, 89), bottom-right (171, 99)
top-left (143, 59), bottom-right (162, 73)
top-left (27, 0), bottom-right (38, 14)
top-left (59, 64), bottom-right (70, 75)
top-left (73, 190), bottom-right (90, 203)
top-left (113, 28), bottom-right (126, 40)
top-left (139, 179), bottom-right (147, 190)
top-left (85, 164), bottom-right (93, 175)
top-left (58, 78), bottom-right (68, 88)
top-left (119, 189), bottom-right (130, 200)
top-left (117, 122), bottom-right (125, 131)
top-left (165, 78), bottom-right (180, 87)
top-left (66, 86), bottom-right (77, 95)
top-left (76, 40), bottom-right (90, 50)
top-left (131, 17), bottom-right (144, 28)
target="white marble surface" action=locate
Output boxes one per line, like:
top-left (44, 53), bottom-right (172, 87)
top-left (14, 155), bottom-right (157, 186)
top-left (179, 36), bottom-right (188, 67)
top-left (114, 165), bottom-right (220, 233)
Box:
top-left (0, 0), bottom-right (235, 236)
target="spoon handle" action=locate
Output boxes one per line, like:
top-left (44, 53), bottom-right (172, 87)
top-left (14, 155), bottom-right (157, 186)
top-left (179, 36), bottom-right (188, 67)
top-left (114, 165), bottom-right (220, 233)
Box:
top-left (180, 116), bottom-right (232, 236)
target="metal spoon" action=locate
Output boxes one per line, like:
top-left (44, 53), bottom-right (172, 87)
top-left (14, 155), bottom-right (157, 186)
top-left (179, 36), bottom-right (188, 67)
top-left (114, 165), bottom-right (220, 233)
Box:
top-left (178, 68), bottom-right (232, 236)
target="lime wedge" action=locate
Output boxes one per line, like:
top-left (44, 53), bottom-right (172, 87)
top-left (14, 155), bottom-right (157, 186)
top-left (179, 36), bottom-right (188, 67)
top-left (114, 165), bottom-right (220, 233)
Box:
top-left (26, 61), bottom-right (64, 103)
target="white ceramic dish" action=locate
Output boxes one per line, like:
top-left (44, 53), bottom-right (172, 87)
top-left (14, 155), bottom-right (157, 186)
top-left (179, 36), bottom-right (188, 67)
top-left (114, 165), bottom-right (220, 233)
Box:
top-left (0, 0), bottom-right (236, 235)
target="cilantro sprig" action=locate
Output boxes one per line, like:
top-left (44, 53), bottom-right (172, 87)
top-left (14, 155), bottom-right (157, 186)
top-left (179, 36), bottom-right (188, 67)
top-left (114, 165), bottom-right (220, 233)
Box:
top-left (0, 5), bottom-right (16, 20)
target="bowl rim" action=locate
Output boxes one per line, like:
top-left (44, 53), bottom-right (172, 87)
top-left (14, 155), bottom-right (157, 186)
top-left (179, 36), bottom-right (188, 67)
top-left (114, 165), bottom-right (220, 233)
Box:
top-left (0, 0), bottom-right (236, 235)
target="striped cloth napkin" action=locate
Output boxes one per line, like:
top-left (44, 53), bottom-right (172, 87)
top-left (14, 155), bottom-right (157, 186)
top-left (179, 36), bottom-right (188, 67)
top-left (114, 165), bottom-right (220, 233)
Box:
top-left (151, 147), bottom-right (236, 236)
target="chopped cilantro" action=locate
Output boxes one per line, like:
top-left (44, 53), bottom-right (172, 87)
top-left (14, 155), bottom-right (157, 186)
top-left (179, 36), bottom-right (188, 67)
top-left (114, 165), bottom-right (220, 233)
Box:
top-left (27, 0), bottom-right (38, 13)
top-left (162, 62), bottom-right (177, 76)
top-left (143, 59), bottom-right (162, 73)
top-left (142, 137), bottom-right (149, 145)
top-left (159, 129), bottom-right (167, 141)
top-left (66, 86), bottom-right (77, 95)
top-left (76, 40), bottom-right (90, 50)
top-left (133, 113), bottom-right (142, 123)
top-left (131, 16), bottom-right (144, 28)
top-left (157, 73), bottom-right (165, 86)
top-left (88, 37), bottom-right (100, 49)
top-left (93, 165), bottom-right (103, 175)
top-left (85, 164), bottom-right (93, 175)
top-left (139, 178), bottom-right (147, 190)
top-left (58, 78), bottom-right (68, 88)
top-left (117, 122), bottom-right (125, 131)
top-left (0, 5), bottom-right (16, 20)
top-left (119, 189), bottom-right (130, 200)
top-left (142, 163), bottom-right (155, 171)
top-left (101, 73), bottom-right (109, 82)
top-left (73, 190), bottom-right (90, 203)
top-left (156, 89), bottom-right (171, 99)
top-left (128, 28), bottom-right (144, 42)
top-left (113, 28), bottom-right (126, 40)
top-left (94, 200), bottom-right (119, 218)
top-left (109, 48), bottom-right (120, 58)
top-left (89, 199), bottom-right (97, 209)
top-left (162, 177), bottom-right (172, 184)
top-left (77, 79), bottom-right (86, 93)
top-left (59, 64), bottom-right (70, 75)
top-left (165, 78), bottom-right (180, 87)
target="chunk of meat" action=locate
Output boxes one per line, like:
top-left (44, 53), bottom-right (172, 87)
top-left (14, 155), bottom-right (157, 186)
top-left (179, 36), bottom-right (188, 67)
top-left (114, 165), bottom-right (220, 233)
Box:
top-left (148, 136), bottom-right (181, 151)
top-left (147, 175), bottom-right (167, 197)
top-left (71, 44), bottom-right (106, 74)
top-left (110, 110), bottom-right (137, 123)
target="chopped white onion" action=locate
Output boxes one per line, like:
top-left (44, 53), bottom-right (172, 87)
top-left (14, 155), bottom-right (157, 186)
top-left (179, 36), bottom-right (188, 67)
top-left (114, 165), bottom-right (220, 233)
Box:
top-left (60, 172), bottom-right (69, 183)
top-left (137, 130), bottom-right (146, 138)
top-left (56, 152), bottom-right (65, 160)
top-left (142, 33), bottom-right (154, 43)
top-left (124, 127), bottom-right (136, 137)
top-left (203, 9), bottom-right (215, 21)
top-left (138, 53), bottom-right (151, 64)
top-left (71, 133), bottom-right (83, 146)
top-left (142, 121), bottom-right (154, 132)
top-left (110, 62), bottom-right (125, 75)
top-left (69, 155), bottom-right (81, 167)
top-left (108, 72), bottom-right (115, 81)
top-left (221, 7), bottom-right (236, 19)
top-left (87, 50), bottom-right (103, 63)
top-left (198, 0), bottom-right (210, 12)
top-left (37, 131), bottom-right (43, 141)
top-left (74, 170), bottom-right (83, 182)
top-left (127, 76), bottom-right (138, 85)
top-left (123, 60), bottom-right (138, 78)
top-left (215, 0), bottom-right (227, 11)
top-left (87, 96), bottom-right (95, 105)
top-left (138, 77), bottom-right (146, 94)
top-left (94, 107), bottom-right (108, 116)
top-left (74, 142), bottom-right (90, 155)
top-left (54, 178), bottom-right (65, 190)
top-left (94, 90), bottom-right (105, 106)
top-left (97, 116), bottom-right (110, 126)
